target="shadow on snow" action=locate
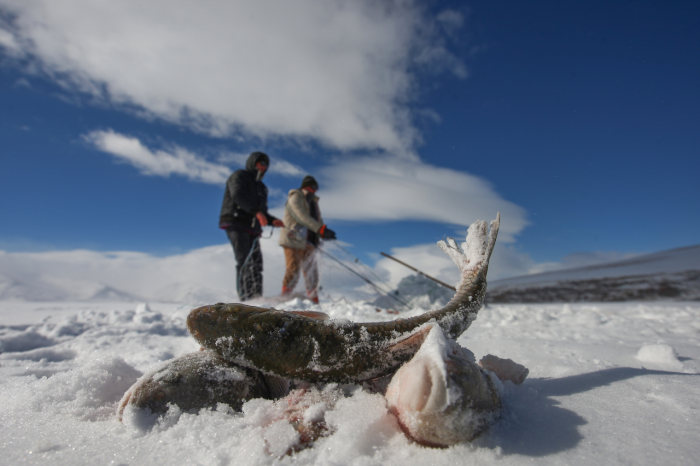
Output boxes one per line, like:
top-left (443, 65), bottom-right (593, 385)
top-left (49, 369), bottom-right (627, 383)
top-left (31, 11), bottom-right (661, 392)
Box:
top-left (480, 367), bottom-right (698, 457)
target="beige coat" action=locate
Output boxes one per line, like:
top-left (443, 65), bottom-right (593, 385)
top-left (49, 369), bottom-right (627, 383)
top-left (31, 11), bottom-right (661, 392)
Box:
top-left (278, 189), bottom-right (324, 250)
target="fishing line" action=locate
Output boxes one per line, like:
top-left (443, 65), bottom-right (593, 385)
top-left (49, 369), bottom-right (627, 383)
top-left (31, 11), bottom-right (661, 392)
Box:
top-left (325, 242), bottom-right (392, 286)
top-left (314, 243), bottom-right (410, 309)
top-left (322, 241), bottom-right (402, 298)
top-left (239, 228), bottom-right (407, 308)
top-left (238, 226), bottom-right (276, 298)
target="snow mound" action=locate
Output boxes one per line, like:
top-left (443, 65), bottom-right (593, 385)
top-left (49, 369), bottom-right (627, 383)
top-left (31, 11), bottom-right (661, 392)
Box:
top-left (636, 344), bottom-right (684, 371)
top-left (30, 356), bottom-right (142, 421)
top-left (374, 274), bottom-right (454, 310)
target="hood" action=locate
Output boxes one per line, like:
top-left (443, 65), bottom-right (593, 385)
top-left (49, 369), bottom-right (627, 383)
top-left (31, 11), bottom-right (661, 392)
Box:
top-left (288, 188), bottom-right (319, 202)
top-left (245, 151), bottom-right (270, 173)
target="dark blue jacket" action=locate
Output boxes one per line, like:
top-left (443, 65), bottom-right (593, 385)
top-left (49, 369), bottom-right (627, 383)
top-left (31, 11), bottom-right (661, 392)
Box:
top-left (219, 152), bottom-right (278, 234)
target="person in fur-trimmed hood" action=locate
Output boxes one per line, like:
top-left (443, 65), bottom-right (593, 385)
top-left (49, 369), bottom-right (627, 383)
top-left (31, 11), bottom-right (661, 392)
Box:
top-left (279, 175), bottom-right (336, 303)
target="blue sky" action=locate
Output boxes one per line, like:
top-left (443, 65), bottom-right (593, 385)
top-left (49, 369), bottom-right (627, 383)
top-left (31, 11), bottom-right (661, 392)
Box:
top-left (1, 0), bottom-right (698, 280)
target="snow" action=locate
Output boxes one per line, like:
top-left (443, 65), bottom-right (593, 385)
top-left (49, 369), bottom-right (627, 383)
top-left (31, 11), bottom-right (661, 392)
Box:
top-left (636, 344), bottom-right (685, 371)
top-left (1, 296), bottom-right (699, 465)
top-left (1, 231), bottom-right (699, 465)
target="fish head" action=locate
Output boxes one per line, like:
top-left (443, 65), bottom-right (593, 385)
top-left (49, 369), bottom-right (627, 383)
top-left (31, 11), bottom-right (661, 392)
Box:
top-left (385, 327), bottom-right (501, 447)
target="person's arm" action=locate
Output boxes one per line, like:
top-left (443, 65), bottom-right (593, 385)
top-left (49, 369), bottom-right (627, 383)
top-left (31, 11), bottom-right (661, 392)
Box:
top-left (264, 212), bottom-right (284, 227)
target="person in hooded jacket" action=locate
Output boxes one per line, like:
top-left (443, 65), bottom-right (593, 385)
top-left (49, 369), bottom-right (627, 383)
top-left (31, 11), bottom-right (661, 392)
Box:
top-left (279, 175), bottom-right (336, 304)
top-left (220, 151), bottom-right (284, 301)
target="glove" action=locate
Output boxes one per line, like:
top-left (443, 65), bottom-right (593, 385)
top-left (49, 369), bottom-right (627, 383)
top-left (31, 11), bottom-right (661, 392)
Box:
top-left (319, 225), bottom-right (337, 240)
top-left (255, 211), bottom-right (268, 227)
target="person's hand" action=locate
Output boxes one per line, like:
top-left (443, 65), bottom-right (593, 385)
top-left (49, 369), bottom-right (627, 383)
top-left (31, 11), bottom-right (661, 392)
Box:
top-left (320, 225), bottom-right (336, 240)
top-left (255, 211), bottom-right (268, 227)
top-left (272, 219), bottom-right (284, 228)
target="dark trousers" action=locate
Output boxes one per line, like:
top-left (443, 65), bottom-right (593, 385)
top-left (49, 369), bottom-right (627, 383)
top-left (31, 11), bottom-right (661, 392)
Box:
top-left (226, 228), bottom-right (263, 301)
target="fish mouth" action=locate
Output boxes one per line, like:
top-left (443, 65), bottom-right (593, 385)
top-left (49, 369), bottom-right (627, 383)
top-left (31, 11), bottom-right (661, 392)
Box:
top-left (186, 303), bottom-right (223, 340)
top-left (187, 302), bottom-right (272, 338)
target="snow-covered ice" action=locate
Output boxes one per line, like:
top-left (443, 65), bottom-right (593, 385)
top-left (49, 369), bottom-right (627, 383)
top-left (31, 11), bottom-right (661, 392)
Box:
top-left (1, 297), bottom-right (698, 465)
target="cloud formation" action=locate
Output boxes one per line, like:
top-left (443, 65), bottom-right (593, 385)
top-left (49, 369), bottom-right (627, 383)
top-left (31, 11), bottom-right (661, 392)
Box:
top-left (84, 130), bottom-right (306, 183)
top-left (85, 131), bottom-right (527, 238)
top-left (84, 130), bottom-right (231, 184)
top-left (0, 0), bottom-right (465, 154)
top-left (297, 155), bottom-right (528, 243)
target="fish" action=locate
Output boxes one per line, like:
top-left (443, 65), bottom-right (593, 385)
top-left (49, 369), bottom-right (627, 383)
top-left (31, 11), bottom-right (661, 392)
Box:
top-left (186, 214), bottom-right (500, 383)
top-left (117, 350), bottom-right (289, 421)
top-left (385, 325), bottom-right (503, 447)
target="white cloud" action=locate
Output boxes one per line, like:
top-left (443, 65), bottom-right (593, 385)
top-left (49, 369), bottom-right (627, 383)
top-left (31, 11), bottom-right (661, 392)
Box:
top-left (84, 130), bottom-right (231, 184)
top-left (281, 155), bottom-right (528, 243)
top-left (436, 9), bottom-right (466, 36)
top-left (0, 0), bottom-right (466, 154)
top-left (0, 26), bottom-right (19, 52)
top-left (85, 130), bottom-right (307, 183)
top-left (271, 159), bottom-right (307, 178)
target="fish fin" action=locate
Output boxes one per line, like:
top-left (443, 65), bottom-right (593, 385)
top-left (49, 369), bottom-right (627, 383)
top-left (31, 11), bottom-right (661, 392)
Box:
top-left (263, 374), bottom-right (291, 399)
top-left (486, 213), bottom-right (500, 261)
top-left (387, 325), bottom-right (434, 357)
top-left (287, 310), bottom-right (330, 320)
top-left (437, 213), bottom-right (500, 288)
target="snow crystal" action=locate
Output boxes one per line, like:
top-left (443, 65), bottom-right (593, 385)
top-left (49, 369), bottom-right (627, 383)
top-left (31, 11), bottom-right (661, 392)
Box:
top-left (29, 356), bottom-right (142, 421)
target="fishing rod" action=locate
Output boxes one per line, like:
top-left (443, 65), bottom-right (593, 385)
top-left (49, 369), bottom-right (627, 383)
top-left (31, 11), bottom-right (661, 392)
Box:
top-left (379, 252), bottom-right (456, 291)
top-left (326, 241), bottom-right (396, 289)
top-left (319, 241), bottom-right (408, 302)
top-left (314, 244), bottom-right (410, 309)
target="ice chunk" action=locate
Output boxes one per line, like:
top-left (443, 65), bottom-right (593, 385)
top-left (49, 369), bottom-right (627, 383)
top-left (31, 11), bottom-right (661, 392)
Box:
top-left (479, 354), bottom-right (529, 385)
top-left (636, 344), bottom-right (684, 371)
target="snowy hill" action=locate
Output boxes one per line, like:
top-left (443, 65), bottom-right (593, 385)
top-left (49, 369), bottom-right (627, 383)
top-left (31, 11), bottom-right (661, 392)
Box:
top-left (0, 245), bottom-right (267, 304)
top-left (487, 244), bottom-right (700, 302)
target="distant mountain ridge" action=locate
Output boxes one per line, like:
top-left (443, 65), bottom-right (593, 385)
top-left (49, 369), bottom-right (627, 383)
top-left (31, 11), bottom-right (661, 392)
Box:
top-left (487, 244), bottom-right (700, 302)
